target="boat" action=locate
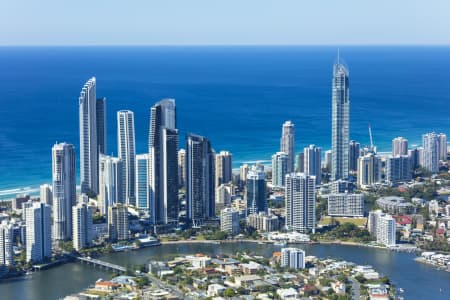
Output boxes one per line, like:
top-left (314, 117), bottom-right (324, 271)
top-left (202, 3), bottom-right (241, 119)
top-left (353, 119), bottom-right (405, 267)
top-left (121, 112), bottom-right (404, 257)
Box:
top-left (399, 288), bottom-right (404, 293)
top-left (274, 241), bottom-right (287, 247)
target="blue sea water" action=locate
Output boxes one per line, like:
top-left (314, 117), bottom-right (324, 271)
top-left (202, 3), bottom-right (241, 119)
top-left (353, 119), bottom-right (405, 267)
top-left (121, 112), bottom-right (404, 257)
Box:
top-left (0, 46), bottom-right (450, 195)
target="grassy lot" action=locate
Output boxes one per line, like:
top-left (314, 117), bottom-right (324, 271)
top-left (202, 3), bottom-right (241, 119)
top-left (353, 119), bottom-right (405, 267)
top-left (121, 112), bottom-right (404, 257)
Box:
top-left (319, 216), bottom-right (367, 227)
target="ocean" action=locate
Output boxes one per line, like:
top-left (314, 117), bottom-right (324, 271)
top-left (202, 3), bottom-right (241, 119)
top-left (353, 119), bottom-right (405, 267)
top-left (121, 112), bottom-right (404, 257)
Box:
top-left (1, 46), bottom-right (450, 197)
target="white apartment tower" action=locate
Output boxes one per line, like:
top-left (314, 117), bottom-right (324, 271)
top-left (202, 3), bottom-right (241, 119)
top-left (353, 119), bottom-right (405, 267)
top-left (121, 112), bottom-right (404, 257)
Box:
top-left (79, 77), bottom-right (99, 195)
top-left (285, 173), bottom-right (316, 233)
top-left (215, 151), bottom-right (232, 187)
top-left (281, 247), bottom-right (305, 269)
top-left (392, 137), bottom-right (408, 156)
top-left (304, 145), bottom-right (322, 185)
top-left (26, 202), bottom-right (52, 262)
top-left (99, 155), bottom-right (124, 215)
top-left (377, 214), bottom-right (396, 246)
top-left (0, 221), bottom-right (14, 268)
top-left (108, 204), bottom-right (129, 241)
top-left (220, 208), bottom-right (240, 235)
top-left (272, 152), bottom-right (288, 187)
top-left (422, 133), bottom-right (440, 174)
top-left (72, 202), bottom-right (93, 251)
top-left (117, 110), bottom-right (136, 206)
top-left (40, 184), bottom-right (53, 206)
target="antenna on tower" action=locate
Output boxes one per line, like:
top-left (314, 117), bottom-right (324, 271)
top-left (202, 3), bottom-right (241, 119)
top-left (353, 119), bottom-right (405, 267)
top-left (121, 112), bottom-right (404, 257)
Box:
top-left (337, 48), bottom-right (341, 65)
top-left (368, 123), bottom-right (374, 153)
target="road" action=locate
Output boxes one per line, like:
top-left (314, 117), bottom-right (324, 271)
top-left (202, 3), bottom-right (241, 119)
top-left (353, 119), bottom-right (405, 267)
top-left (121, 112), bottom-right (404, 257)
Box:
top-left (349, 276), bottom-right (361, 300)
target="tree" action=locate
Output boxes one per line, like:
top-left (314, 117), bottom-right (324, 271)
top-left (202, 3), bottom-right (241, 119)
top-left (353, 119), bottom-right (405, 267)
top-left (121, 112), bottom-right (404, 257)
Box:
top-left (224, 288), bottom-right (235, 297)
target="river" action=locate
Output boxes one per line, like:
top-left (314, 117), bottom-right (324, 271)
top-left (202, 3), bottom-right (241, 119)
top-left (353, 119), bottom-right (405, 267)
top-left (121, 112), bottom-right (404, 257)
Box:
top-left (0, 242), bottom-right (449, 300)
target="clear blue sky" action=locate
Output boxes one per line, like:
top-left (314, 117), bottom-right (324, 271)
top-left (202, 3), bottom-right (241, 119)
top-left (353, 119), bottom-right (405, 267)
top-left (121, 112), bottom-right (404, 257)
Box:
top-left (1, 0), bottom-right (449, 46)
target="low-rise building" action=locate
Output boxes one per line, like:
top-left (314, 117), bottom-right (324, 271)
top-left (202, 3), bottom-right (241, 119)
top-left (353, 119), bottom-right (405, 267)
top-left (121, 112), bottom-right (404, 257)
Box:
top-left (206, 283), bottom-right (226, 297)
top-left (247, 212), bottom-right (279, 232)
top-left (276, 287), bottom-right (300, 299)
top-left (240, 261), bottom-right (263, 274)
top-left (376, 196), bottom-right (416, 215)
top-left (327, 193), bottom-right (364, 217)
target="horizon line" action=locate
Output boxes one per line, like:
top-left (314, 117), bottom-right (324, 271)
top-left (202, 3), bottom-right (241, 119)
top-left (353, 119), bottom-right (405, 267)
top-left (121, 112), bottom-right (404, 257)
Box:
top-left (1, 43), bottom-right (450, 48)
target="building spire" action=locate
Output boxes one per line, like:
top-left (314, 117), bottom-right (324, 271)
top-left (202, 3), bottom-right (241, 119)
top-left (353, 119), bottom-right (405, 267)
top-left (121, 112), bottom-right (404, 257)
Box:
top-left (337, 48), bottom-right (340, 65)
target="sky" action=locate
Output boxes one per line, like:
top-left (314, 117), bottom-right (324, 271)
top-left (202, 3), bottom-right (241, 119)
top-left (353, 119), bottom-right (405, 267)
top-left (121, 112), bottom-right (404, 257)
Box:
top-left (1, 0), bottom-right (449, 46)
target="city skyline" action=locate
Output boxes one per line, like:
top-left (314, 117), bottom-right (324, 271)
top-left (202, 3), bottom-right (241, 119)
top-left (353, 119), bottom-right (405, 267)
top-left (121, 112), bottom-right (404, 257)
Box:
top-left (2, 2), bottom-right (450, 299)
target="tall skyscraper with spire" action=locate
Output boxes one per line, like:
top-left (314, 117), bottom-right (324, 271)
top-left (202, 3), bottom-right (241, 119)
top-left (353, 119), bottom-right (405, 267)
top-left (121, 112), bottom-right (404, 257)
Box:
top-left (148, 99), bottom-right (179, 226)
top-left (331, 51), bottom-right (350, 181)
top-left (79, 77), bottom-right (106, 196)
top-left (117, 110), bottom-right (136, 206)
top-left (280, 121), bottom-right (295, 173)
top-left (52, 142), bottom-right (76, 241)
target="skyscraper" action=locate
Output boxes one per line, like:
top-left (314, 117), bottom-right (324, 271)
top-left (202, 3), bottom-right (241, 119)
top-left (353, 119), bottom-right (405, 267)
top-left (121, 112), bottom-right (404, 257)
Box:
top-left (26, 202), bottom-right (52, 262)
top-left (40, 184), bottom-right (53, 206)
top-left (285, 173), bottom-right (315, 233)
top-left (108, 204), bottom-right (129, 241)
top-left (304, 145), bottom-right (322, 185)
top-left (408, 147), bottom-right (422, 170)
top-left (245, 165), bottom-right (266, 215)
top-left (79, 77), bottom-right (99, 196)
top-left (386, 155), bottom-right (412, 184)
top-left (117, 110), bottom-right (136, 206)
top-left (349, 140), bottom-right (360, 174)
top-left (178, 149), bottom-right (186, 188)
top-left (377, 214), bottom-right (396, 246)
top-left (239, 164), bottom-right (249, 188)
top-left (72, 202), bottom-right (93, 251)
top-left (438, 133), bottom-right (448, 161)
top-left (52, 142), bottom-right (76, 241)
top-left (136, 154), bottom-right (150, 212)
top-left (280, 121), bottom-right (295, 173)
top-left (392, 137), bottom-right (408, 156)
top-left (99, 155), bottom-right (124, 215)
top-left (331, 52), bottom-right (350, 181)
top-left (281, 247), bottom-right (305, 269)
top-left (186, 134), bottom-right (215, 227)
top-left (215, 151), bottom-right (232, 187)
top-left (0, 221), bottom-right (14, 269)
top-left (220, 208), bottom-right (240, 235)
top-left (96, 97), bottom-right (107, 155)
top-left (422, 132), bottom-right (440, 174)
top-left (296, 152), bottom-right (305, 173)
top-left (272, 152), bottom-right (288, 187)
top-left (357, 153), bottom-right (381, 188)
top-left (148, 99), bottom-right (179, 226)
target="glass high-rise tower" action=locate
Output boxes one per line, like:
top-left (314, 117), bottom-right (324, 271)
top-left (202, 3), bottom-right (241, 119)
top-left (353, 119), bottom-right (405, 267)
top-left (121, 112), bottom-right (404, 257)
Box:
top-left (186, 134), bottom-right (215, 227)
top-left (52, 142), bottom-right (76, 241)
top-left (331, 52), bottom-right (350, 181)
top-left (148, 99), bottom-right (179, 226)
top-left (280, 121), bottom-right (295, 173)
